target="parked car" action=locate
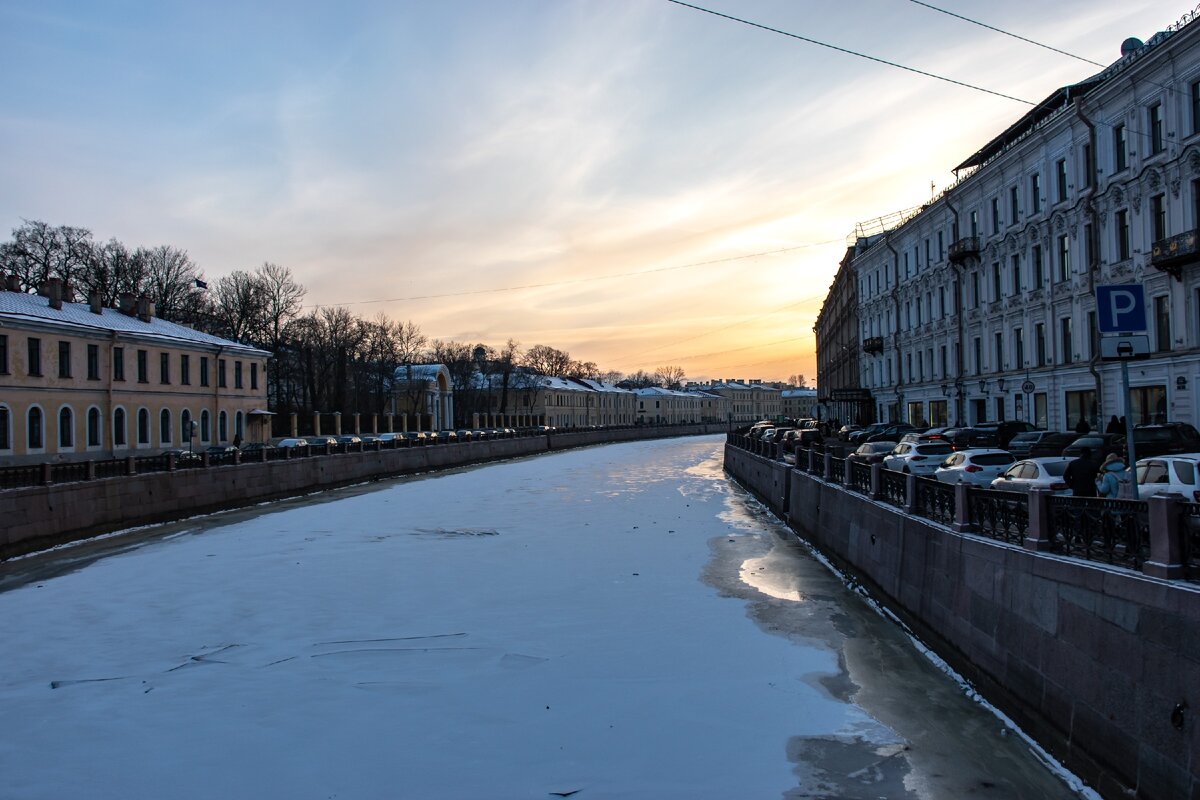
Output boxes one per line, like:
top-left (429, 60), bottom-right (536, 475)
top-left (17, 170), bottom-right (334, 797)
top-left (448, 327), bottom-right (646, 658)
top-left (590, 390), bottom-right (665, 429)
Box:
top-left (334, 435), bottom-right (362, 446)
top-left (401, 431), bottom-right (428, 443)
top-left (847, 423), bottom-right (888, 444)
top-left (900, 427), bottom-right (950, 445)
top-left (1062, 434), bottom-right (1124, 459)
top-left (1006, 430), bottom-right (1058, 458)
top-left (838, 424), bottom-right (863, 441)
top-left (934, 449), bottom-right (1016, 486)
top-left (163, 448), bottom-right (203, 466)
top-left (973, 420), bottom-right (1038, 448)
top-left (989, 457), bottom-right (1073, 494)
top-left (275, 437), bottom-right (309, 451)
top-left (1027, 432), bottom-right (1081, 458)
top-left (940, 427), bottom-right (1001, 451)
top-left (1135, 454), bottom-right (1200, 501)
top-left (1129, 423), bottom-right (1200, 459)
top-left (205, 445), bottom-right (239, 456)
top-left (866, 424), bottom-right (918, 443)
top-left (373, 432), bottom-right (408, 444)
top-left (436, 430), bottom-right (459, 442)
top-left (882, 442), bottom-right (953, 475)
top-left (239, 442), bottom-right (275, 454)
top-left (305, 435), bottom-right (338, 447)
top-left (847, 441), bottom-right (898, 465)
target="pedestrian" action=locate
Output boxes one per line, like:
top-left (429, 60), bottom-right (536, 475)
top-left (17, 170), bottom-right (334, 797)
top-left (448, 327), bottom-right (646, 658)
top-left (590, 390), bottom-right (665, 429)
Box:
top-left (1063, 447), bottom-right (1098, 497)
top-left (1095, 452), bottom-right (1127, 498)
top-left (1105, 415), bottom-right (1121, 434)
top-left (1074, 417), bottom-right (1091, 435)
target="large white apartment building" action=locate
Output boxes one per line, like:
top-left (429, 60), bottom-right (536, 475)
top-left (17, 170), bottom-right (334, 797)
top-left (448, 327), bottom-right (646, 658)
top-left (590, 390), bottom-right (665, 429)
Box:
top-left (847, 10), bottom-right (1200, 431)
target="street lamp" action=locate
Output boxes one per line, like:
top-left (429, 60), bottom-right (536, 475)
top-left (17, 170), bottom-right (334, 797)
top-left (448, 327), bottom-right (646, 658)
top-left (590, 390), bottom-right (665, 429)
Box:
top-left (188, 420), bottom-right (198, 455)
top-left (979, 379), bottom-right (988, 394)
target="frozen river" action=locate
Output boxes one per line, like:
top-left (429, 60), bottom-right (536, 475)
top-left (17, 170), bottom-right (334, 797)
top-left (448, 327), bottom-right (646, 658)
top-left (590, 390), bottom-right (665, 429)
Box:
top-left (0, 435), bottom-right (1092, 799)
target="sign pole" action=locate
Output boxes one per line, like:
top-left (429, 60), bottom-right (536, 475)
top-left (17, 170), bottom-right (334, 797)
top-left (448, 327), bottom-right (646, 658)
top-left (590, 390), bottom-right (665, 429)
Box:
top-left (1120, 358), bottom-right (1138, 499)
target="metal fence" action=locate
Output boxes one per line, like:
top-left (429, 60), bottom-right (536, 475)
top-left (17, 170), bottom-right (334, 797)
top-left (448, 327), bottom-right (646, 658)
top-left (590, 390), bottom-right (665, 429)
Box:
top-left (848, 461), bottom-right (872, 494)
top-left (1178, 503), bottom-right (1200, 580)
top-left (915, 476), bottom-right (956, 526)
top-left (879, 468), bottom-right (908, 508)
top-left (1047, 496), bottom-right (1149, 570)
top-left (968, 487), bottom-right (1029, 545)
top-left (827, 457), bottom-right (845, 485)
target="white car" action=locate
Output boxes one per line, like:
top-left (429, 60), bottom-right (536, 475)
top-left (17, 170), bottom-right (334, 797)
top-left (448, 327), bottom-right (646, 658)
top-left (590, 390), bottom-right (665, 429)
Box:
top-left (989, 457), bottom-right (1074, 494)
top-left (883, 442), bottom-right (954, 475)
top-left (934, 449), bottom-right (1016, 486)
top-left (1135, 453), bottom-right (1200, 501)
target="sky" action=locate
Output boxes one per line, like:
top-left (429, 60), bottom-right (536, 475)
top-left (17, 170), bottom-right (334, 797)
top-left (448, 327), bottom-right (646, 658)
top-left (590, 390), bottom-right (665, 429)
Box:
top-left (0, 0), bottom-right (1190, 382)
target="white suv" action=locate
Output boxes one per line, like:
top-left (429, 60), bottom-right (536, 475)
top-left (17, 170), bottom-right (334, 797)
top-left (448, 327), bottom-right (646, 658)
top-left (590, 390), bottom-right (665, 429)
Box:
top-left (883, 442), bottom-right (953, 475)
top-left (934, 449), bottom-right (1015, 486)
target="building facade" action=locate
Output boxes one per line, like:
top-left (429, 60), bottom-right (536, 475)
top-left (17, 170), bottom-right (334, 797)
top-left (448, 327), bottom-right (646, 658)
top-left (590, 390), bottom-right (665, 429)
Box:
top-left (0, 281), bottom-right (271, 464)
top-left (781, 388), bottom-right (819, 419)
top-left (839, 11), bottom-right (1200, 431)
top-left (815, 247), bottom-right (872, 426)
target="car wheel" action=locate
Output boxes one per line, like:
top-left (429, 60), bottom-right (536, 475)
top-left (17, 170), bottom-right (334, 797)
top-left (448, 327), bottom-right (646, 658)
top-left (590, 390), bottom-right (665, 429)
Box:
top-left (902, 466), bottom-right (910, 474)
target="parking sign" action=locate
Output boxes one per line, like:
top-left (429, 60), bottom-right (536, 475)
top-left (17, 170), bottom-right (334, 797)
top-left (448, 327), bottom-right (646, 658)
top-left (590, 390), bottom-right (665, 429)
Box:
top-left (1096, 284), bottom-right (1147, 333)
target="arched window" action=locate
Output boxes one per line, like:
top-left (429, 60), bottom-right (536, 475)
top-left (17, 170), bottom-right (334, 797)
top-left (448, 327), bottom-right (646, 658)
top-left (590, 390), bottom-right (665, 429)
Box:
top-left (235, 411), bottom-right (244, 440)
top-left (113, 407), bottom-right (127, 448)
top-left (160, 408), bottom-right (172, 444)
top-left (87, 407), bottom-right (102, 447)
top-left (218, 410), bottom-right (228, 442)
top-left (58, 406), bottom-right (74, 448)
top-left (181, 409), bottom-right (192, 444)
top-left (200, 410), bottom-right (210, 442)
top-left (28, 407), bottom-right (43, 449)
top-left (137, 408), bottom-right (150, 445)
top-left (0, 404), bottom-right (10, 451)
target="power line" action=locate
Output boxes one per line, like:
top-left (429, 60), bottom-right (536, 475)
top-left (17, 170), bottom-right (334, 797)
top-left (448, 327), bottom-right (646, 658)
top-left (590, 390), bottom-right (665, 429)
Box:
top-left (664, 0), bottom-right (1035, 105)
top-left (906, 0), bottom-right (1106, 68)
top-left (306, 239), bottom-right (841, 310)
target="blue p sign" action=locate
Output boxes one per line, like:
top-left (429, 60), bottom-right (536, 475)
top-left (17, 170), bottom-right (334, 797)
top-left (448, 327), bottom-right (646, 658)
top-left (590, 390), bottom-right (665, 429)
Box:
top-left (1096, 284), bottom-right (1147, 333)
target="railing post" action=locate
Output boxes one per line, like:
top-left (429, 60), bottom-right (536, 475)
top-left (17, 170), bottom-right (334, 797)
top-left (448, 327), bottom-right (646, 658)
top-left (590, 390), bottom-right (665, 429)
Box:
top-left (904, 473), bottom-right (919, 514)
top-left (86, 460), bottom-right (96, 481)
top-left (953, 482), bottom-right (975, 532)
top-left (166, 452), bottom-right (177, 472)
top-left (843, 458), bottom-right (853, 485)
top-left (1143, 494), bottom-right (1185, 579)
top-left (1024, 488), bottom-right (1054, 551)
top-left (41, 463), bottom-right (52, 485)
top-left (260, 447), bottom-right (268, 462)
top-left (823, 452), bottom-right (833, 480)
top-left (125, 456), bottom-right (136, 476)
top-left (233, 449), bottom-right (241, 465)
top-left (870, 463), bottom-right (883, 500)
top-left (808, 447), bottom-right (817, 474)
top-left (202, 453), bottom-right (211, 468)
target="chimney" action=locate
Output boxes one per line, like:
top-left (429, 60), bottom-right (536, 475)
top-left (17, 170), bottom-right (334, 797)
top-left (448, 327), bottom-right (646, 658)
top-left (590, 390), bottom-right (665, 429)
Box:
top-left (136, 295), bottom-right (154, 323)
top-left (118, 293), bottom-right (136, 316)
top-left (4, 274), bottom-right (18, 292)
top-left (46, 277), bottom-right (63, 310)
top-left (62, 280), bottom-right (74, 304)
top-left (88, 292), bottom-right (103, 315)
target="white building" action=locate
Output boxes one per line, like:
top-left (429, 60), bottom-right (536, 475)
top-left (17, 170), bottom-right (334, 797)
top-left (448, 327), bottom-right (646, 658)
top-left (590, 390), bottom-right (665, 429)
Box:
top-left (781, 388), bottom-right (819, 420)
top-left (849, 11), bottom-right (1200, 431)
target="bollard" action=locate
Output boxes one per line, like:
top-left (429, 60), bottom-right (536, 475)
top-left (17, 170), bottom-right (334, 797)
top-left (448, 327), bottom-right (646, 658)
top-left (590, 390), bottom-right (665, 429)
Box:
top-left (843, 457), bottom-right (853, 485)
top-left (904, 472), bottom-right (919, 514)
top-left (952, 482), bottom-right (974, 532)
top-left (167, 452), bottom-right (176, 472)
top-left (86, 460), bottom-right (97, 481)
top-left (1023, 489), bottom-right (1054, 551)
top-left (41, 463), bottom-right (52, 485)
top-left (1143, 494), bottom-right (1185, 578)
top-left (870, 462), bottom-right (883, 500)
top-left (823, 452), bottom-right (833, 481)
top-left (126, 456), bottom-right (136, 476)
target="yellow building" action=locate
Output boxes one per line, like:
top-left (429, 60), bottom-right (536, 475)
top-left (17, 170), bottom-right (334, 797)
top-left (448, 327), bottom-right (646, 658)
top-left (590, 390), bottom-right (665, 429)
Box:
top-left (0, 282), bottom-right (271, 464)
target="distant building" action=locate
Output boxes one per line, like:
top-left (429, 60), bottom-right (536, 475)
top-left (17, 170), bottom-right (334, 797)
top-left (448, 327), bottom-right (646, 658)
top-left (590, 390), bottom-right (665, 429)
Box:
top-left (0, 279), bottom-right (271, 464)
top-left (700, 379), bottom-right (782, 423)
top-left (815, 248), bottom-right (871, 425)
top-left (781, 388), bottom-right (818, 419)
top-left (391, 364), bottom-right (455, 431)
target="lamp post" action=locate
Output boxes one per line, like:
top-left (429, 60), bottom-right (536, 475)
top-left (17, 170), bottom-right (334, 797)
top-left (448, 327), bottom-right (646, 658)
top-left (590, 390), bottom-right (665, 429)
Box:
top-left (188, 420), bottom-right (198, 455)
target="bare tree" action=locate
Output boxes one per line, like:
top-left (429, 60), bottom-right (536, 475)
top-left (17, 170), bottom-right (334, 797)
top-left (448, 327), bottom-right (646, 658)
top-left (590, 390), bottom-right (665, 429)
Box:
top-left (0, 220), bottom-right (92, 294)
top-left (618, 370), bottom-right (657, 389)
top-left (81, 238), bottom-right (147, 306)
top-left (210, 270), bottom-right (267, 343)
top-left (655, 365), bottom-right (686, 389)
top-left (523, 344), bottom-right (574, 377)
top-left (143, 245), bottom-right (205, 323)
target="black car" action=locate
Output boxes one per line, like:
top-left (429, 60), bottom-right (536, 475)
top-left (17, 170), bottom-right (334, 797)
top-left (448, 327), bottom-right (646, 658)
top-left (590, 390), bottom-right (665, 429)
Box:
top-left (1062, 434), bottom-right (1125, 459)
top-left (973, 421), bottom-right (1038, 448)
top-left (941, 427), bottom-right (1000, 451)
top-left (866, 424), bottom-right (917, 443)
top-left (1130, 423), bottom-right (1200, 459)
top-left (847, 441), bottom-right (898, 464)
top-left (1027, 432), bottom-right (1081, 458)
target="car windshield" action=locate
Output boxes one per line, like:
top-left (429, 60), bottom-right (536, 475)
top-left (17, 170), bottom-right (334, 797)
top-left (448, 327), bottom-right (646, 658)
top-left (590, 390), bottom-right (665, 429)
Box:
top-left (971, 453), bottom-right (1015, 466)
top-left (1134, 428), bottom-right (1180, 442)
top-left (915, 444), bottom-right (952, 455)
top-left (869, 442), bottom-right (894, 452)
top-left (1010, 432), bottom-right (1040, 443)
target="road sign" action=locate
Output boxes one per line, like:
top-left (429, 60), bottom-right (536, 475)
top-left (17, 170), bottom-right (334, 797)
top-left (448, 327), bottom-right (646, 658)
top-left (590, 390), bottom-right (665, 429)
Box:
top-left (1096, 284), bottom-right (1147, 333)
top-left (1021, 379), bottom-right (1035, 394)
top-left (1099, 334), bottom-right (1151, 361)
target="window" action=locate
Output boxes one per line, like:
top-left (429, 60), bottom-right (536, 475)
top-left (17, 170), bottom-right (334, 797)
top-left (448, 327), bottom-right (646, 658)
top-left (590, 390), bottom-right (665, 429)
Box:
top-left (1151, 194), bottom-right (1166, 242)
top-left (0, 406), bottom-right (8, 450)
top-left (992, 262), bottom-right (1002, 301)
top-left (160, 409), bottom-right (172, 444)
top-left (937, 231), bottom-right (944, 260)
top-left (58, 407), bottom-right (73, 448)
top-left (28, 407), bottom-right (43, 449)
top-left (969, 210), bottom-right (979, 237)
top-left (219, 411), bottom-right (228, 442)
top-left (234, 360), bottom-right (243, 389)
top-left (1082, 143), bottom-right (1092, 188)
top-left (218, 359), bottom-right (227, 388)
top-left (994, 332), bottom-right (1004, 371)
top-left (1057, 235), bottom-right (1070, 282)
top-left (113, 347), bottom-right (125, 381)
top-left (1030, 173), bottom-right (1041, 214)
top-left (1114, 124), bottom-right (1127, 171)
top-left (1011, 254), bottom-right (1021, 295)
top-left (1061, 317), bottom-right (1073, 364)
top-left (991, 197), bottom-right (1001, 233)
top-left (113, 408), bottom-right (127, 447)
top-left (972, 272), bottom-right (981, 308)
top-left (1014, 328), bottom-right (1024, 368)
top-left (250, 362), bottom-right (258, 390)
top-left (0, 334), bottom-right (7, 374)
top-left (87, 407), bottom-right (101, 447)
top-left (87, 344), bottom-right (99, 380)
top-left (28, 337), bottom-right (41, 376)
top-left (138, 409), bottom-right (150, 445)
top-left (1193, 80), bottom-right (1200, 136)
top-left (1036, 323), bottom-right (1047, 367)
top-left (973, 337), bottom-right (982, 375)
top-left (1155, 295), bottom-right (1171, 352)
top-left (1032, 245), bottom-right (1044, 286)
top-left (181, 354), bottom-right (190, 385)
top-left (1116, 209), bottom-right (1130, 260)
top-left (201, 410), bottom-right (210, 442)
top-left (1009, 185), bottom-right (1019, 220)
top-left (1149, 102), bottom-right (1164, 154)
top-left (200, 356), bottom-right (209, 387)
top-left (58, 341), bottom-right (71, 378)
top-left (235, 411), bottom-right (244, 440)
top-left (137, 349), bottom-right (148, 383)
top-left (1056, 158), bottom-right (1068, 202)
top-left (181, 409), bottom-right (192, 444)
top-left (160, 352), bottom-right (170, 384)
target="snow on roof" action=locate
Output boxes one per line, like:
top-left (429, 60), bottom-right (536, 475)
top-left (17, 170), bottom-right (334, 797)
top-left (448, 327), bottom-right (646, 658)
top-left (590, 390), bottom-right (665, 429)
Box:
top-left (393, 364), bottom-right (448, 382)
top-left (573, 378), bottom-right (634, 394)
top-left (0, 290), bottom-right (270, 356)
top-left (781, 389), bottom-right (817, 398)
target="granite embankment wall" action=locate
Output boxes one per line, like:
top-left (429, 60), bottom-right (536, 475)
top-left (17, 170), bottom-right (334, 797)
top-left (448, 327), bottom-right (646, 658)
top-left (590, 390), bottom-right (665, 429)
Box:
top-left (0, 425), bottom-right (722, 558)
top-left (724, 444), bottom-right (1199, 800)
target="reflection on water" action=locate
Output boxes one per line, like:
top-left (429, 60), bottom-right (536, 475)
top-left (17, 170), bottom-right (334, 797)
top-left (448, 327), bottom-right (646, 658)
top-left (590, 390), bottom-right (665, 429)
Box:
top-left (739, 555), bottom-right (806, 602)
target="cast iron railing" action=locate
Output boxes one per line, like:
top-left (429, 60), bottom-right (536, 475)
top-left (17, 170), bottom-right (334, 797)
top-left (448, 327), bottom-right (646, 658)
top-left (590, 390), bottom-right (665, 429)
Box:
top-left (848, 461), bottom-right (872, 494)
top-left (1178, 502), bottom-right (1200, 581)
top-left (879, 468), bottom-right (907, 508)
top-left (915, 477), bottom-right (956, 526)
top-left (827, 457), bottom-right (845, 485)
top-left (1048, 496), bottom-right (1149, 570)
top-left (968, 487), bottom-right (1029, 544)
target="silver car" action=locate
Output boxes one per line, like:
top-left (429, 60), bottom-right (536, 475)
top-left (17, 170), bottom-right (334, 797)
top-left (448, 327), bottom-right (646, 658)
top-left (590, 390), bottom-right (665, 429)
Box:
top-left (989, 457), bottom-right (1073, 494)
top-left (883, 442), bottom-right (953, 475)
top-left (935, 449), bottom-right (1016, 486)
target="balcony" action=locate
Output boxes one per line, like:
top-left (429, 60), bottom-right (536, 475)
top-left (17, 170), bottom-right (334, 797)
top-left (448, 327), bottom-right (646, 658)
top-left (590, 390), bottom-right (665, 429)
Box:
top-left (862, 336), bottom-right (884, 354)
top-left (1151, 229), bottom-right (1199, 281)
top-left (948, 236), bottom-right (980, 265)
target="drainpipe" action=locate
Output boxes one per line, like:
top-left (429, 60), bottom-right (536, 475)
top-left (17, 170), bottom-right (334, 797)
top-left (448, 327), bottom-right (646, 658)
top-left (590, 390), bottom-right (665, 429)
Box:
top-left (884, 238), bottom-right (903, 423)
top-left (1076, 100), bottom-right (1104, 427)
top-left (944, 196), bottom-right (965, 427)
